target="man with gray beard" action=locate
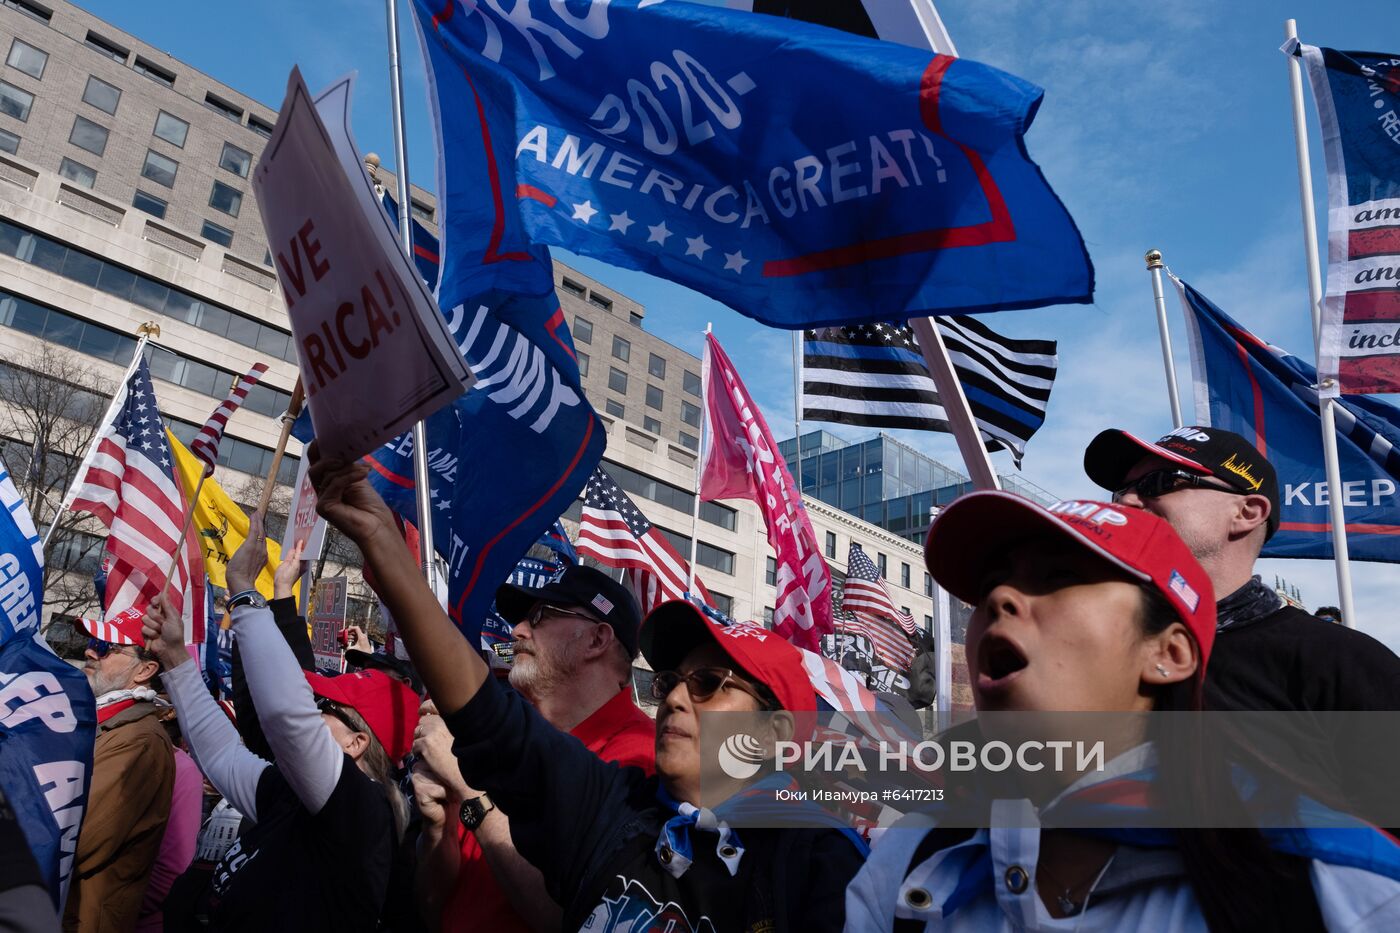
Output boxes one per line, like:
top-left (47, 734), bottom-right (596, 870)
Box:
top-left (410, 566), bottom-right (654, 932)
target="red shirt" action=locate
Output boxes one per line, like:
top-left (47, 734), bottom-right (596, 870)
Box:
top-left (441, 688), bottom-right (655, 932)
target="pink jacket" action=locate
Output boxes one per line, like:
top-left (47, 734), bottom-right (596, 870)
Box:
top-left (134, 748), bottom-right (202, 931)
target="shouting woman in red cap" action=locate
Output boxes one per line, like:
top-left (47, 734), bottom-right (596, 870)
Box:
top-left (844, 493), bottom-right (1400, 931)
top-left (142, 512), bottom-right (420, 932)
top-left (309, 452), bottom-right (866, 932)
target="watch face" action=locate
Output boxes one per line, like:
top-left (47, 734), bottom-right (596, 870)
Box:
top-left (460, 796), bottom-right (490, 830)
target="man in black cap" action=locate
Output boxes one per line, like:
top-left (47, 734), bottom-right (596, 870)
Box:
top-left (409, 565), bottom-right (656, 931)
top-left (1085, 425), bottom-right (1400, 713)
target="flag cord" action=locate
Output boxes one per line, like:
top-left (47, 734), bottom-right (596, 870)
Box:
top-left (1145, 250), bottom-right (1184, 428)
top-left (1284, 18), bottom-right (1356, 628)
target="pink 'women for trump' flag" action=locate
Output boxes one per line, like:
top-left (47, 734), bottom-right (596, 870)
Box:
top-left (700, 333), bottom-right (833, 650)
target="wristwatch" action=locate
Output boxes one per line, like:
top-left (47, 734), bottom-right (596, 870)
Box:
top-left (459, 794), bottom-right (496, 831)
top-left (227, 590), bottom-right (267, 612)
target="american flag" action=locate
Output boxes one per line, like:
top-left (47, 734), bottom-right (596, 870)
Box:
top-left (575, 467), bottom-right (712, 614)
top-left (840, 544), bottom-right (916, 671)
top-left (68, 357), bottom-right (204, 645)
top-left (189, 362), bottom-right (269, 472)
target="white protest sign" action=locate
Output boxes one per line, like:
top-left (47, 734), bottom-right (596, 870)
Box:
top-left (253, 68), bottom-right (471, 461)
top-left (280, 454), bottom-right (326, 559)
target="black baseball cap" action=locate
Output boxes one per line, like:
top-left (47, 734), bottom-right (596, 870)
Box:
top-left (343, 649), bottom-right (425, 697)
top-left (1084, 426), bottom-right (1280, 539)
top-left (494, 565), bottom-right (641, 658)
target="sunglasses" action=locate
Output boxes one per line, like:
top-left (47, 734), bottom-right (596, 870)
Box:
top-left (87, 638), bottom-right (139, 658)
top-left (315, 697), bottom-right (363, 734)
top-left (524, 602), bottom-right (606, 628)
top-left (1112, 468), bottom-right (1246, 504)
top-left (650, 667), bottom-right (767, 705)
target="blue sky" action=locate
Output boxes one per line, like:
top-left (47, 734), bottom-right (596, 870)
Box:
top-left (80, 0), bottom-right (1400, 649)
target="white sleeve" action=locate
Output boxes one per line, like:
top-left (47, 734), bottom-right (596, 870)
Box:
top-left (160, 659), bottom-right (269, 822)
top-left (232, 604), bottom-right (343, 813)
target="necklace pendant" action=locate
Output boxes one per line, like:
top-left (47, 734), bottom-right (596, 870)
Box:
top-left (1057, 894), bottom-right (1080, 916)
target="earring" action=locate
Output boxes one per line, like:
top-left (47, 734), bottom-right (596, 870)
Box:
top-left (1155, 664), bottom-right (1170, 677)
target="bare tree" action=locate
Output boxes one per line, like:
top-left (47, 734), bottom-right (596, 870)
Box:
top-left (0, 346), bottom-right (114, 625)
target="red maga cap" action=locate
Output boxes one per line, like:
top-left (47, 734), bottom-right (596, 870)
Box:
top-left (640, 601), bottom-right (816, 713)
top-left (304, 669), bottom-right (421, 762)
top-left (925, 492), bottom-right (1216, 673)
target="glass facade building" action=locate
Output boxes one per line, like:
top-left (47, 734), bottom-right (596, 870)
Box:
top-left (779, 430), bottom-right (1056, 544)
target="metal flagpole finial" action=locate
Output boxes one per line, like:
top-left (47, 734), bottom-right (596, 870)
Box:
top-left (136, 321), bottom-right (161, 338)
top-left (1145, 249), bottom-right (1164, 270)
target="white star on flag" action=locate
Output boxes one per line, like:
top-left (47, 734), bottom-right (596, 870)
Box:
top-left (685, 235), bottom-right (710, 258)
top-left (647, 221), bottom-right (672, 245)
top-left (572, 201), bottom-right (598, 223)
top-left (723, 251), bottom-right (749, 273)
top-left (609, 211), bottom-right (635, 234)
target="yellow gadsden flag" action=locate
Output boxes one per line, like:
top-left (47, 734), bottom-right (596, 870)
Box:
top-left (166, 429), bottom-right (287, 600)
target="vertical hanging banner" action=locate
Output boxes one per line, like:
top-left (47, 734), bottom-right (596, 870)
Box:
top-left (409, 0), bottom-right (1091, 328)
top-left (1289, 41), bottom-right (1400, 395)
top-left (0, 455), bottom-right (95, 910)
top-left (252, 69), bottom-right (472, 460)
top-left (701, 333), bottom-right (833, 649)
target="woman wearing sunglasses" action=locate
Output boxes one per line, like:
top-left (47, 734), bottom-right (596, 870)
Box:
top-left (845, 493), bottom-right (1400, 931)
top-left (142, 512), bottom-right (419, 932)
top-left (310, 452), bottom-right (866, 933)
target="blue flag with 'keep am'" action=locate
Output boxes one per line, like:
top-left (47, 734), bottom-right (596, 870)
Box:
top-left (0, 455), bottom-right (96, 909)
top-left (410, 0), bottom-right (1092, 327)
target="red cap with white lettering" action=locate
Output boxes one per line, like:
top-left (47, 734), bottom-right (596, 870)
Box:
top-left (925, 492), bottom-right (1216, 673)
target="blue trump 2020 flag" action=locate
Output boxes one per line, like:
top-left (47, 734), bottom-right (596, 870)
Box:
top-left (1174, 275), bottom-right (1400, 561)
top-left (410, 0), bottom-right (1092, 327)
top-left (0, 455), bottom-right (96, 909)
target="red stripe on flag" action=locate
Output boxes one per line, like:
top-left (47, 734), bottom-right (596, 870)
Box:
top-left (1349, 226), bottom-right (1400, 259)
top-left (413, 243), bottom-right (440, 265)
top-left (1279, 521), bottom-right (1400, 535)
top-left (1343, 290), bottom-right (1400, 322)
top-left (516, 184), bottom-right (558, 208)
top-left (1339, 355), bottom-right (1400, 393)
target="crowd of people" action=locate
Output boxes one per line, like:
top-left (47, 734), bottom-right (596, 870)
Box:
top-left (10, 424), bottom-right (1400, 932)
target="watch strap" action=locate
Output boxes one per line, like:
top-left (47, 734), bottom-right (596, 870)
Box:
top-left (227, 590), bottom-right (264, 610)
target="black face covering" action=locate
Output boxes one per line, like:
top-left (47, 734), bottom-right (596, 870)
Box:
top-left (1215, 575), bottom-right (1283, 631)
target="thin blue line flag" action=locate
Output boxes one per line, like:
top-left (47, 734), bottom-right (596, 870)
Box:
top-left (409, 0), bottom-right (1092, 327)
top-left (1174, 274), bottom-right (1400, 561)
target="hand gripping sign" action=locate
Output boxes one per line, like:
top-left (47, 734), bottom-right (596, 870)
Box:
top-left (253, 68), bottom-right (471, 461)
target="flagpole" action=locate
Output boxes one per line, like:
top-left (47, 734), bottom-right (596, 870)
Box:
top-left (256, 379), bottom-right (304, 516)
top-left (792, 330), bottom-right (803, 489)
top-left (384, 0), bottom-right (441, 598)
top-left (1284, 18), bottom-right (1356, 628)
top-left (687, 324), bottom-right (712, 596)
top-left (1145, 250), bottom-right (1184, 428)
top-left (160, 467), bottom-right (210, 599)
top-left (40, 322), bottom-right (159, 554)
top-left (908, 317), bottom-right (1000, 490)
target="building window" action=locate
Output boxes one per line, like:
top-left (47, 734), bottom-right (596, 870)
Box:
top-left (132, 190), bottom-right (167, 219)
top-left (643, 415), bottom-right (661, 434)
top-left (410, 200), bottom-right (434, 224)
top-left (681, 401), bottom-right (701, 428)
top-left (6, 39), bottom-right (46, 79)
top-left (0, 127), bottom-right (18, 154)
top-left (576, 350), bottom-right (589, 377)
top-left (683, 369), bottom-right (701, 396)
top-left (58, 158), bottom-right (96, 189)
top-left (247, 116), bottom-right (273, 138)
top-left (604, 398), bottom-right (624, 418)
top-left (153, 111), bottom-right (188, 148)
top-left (696, 542), bottom-right (735, 575)
top-left (589, 292), bottom-right (612, 311)
top-left (68, 116), bottom-right (109, 156)
top-left (209, 180), bottom-right (243, 218)
top-left (901, 563), bottom-right (911, 589)
top-left (763, 606), bottom-right (775, 626)
top-left (2, 0), bottom-right (51, 22)
top-left (924, 615), bottom-right (933, 631)
top-left (0, 80), bottom-right (33, 121)
top-left (825, 531), bottom-right (837, 559)
top-left (765, 556), bottom-right (776, 586)
top-left (141, 149), bottom-right (178, 187)
top-left (924, 573), bottom-right (933, 597)
top-left (612, 335), bottom-right (630, 362)
top-left (646, 384), bottom-right (664, 410)
top-left (132, 57), bottom-right (175, 88)
top-left (678, 431), bottom-right (698, 451)
top-left (82, 75), bottom-right (120, 115)
top-left (219, 142), bottom-right (251, 178)
top-left (561, 277), bottom-right (585, 297)
top-left (877, 553), bottom-right (887, 579)
top-left (630, 311), bottom-right (643, 328)
top-left (608, 367), bottom-right (628, 394)
top-left (711, 592), bottom-right (733, 617)
top-left (204, 92), bottom-right (242, 122)
top-left (200, 220), bottom-right (233, 247)
top-left (84, 32), bottom-right (127, 62)
top-left (700, 501), bottom-right (735, 530)
top-left (573, 316), bottom-right (592, 344)
top-left (901, 606), bottom-right (911, 618)
top-left (648, 353), bottom-right (666, 379)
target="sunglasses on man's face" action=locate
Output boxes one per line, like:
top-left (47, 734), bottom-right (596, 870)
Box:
top-left (1112, 468), bottom-right (1246, 504)
top-left (87, 638), bottom-right (138, 659)
top-left (650, 667), bottom-right (765, 705)
top-left (524, 603), bottom-right (606, 628)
